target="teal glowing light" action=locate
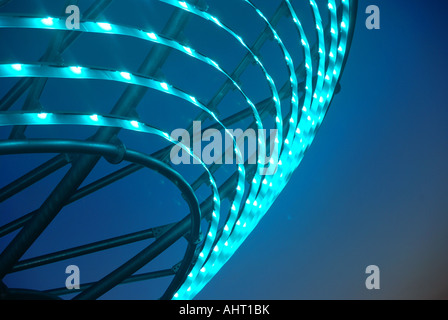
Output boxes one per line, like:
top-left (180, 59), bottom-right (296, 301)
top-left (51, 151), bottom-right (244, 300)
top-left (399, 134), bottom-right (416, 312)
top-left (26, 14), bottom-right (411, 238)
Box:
top-left (160, 82), bottom-right (169, 90)
top-left (120, 72), bottom-right (132, 80)
top-left (0, 0), bottom-right (356, 300)
top-left (130, 120), bottom-right (140, 128)
top-left (41, 17), bottom-right (54, 26)
top-left (70, 66), bottom-right (82, 74)
top-left (11, 64), bottom-right (22, 71)
top-left (97, 22), bottom-right (112, 31)
top-left (147, 32), bottom-right (157, 40)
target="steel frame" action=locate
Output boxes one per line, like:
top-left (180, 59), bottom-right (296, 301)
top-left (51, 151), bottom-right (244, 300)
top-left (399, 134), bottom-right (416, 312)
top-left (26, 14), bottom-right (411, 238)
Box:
top-left (0, 0), bottom-right (358, 299)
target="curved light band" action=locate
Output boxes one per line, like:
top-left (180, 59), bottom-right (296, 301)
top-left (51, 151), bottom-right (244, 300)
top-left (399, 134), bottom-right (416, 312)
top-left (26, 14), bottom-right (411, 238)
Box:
top-left (0, 0), bottom-right (356, 299)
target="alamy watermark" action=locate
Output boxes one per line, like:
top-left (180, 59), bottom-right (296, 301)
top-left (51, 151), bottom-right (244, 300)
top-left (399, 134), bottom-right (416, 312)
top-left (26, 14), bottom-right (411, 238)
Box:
top-left (169, 121), bottom-right (279, 176)
top-left (365, 265), bottom-right (380, 290)
top-left (64, 4), bottom-right (381, 31)
top-left (60, 3), bottom-right (381, 175)
top-left (65, 265), bottom-right (80, 290)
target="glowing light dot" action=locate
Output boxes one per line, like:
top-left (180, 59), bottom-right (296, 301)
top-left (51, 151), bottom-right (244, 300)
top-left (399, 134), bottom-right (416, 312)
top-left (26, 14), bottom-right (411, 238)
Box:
top-left (130, 120), bottom-right (140, 128)
top-left (120, 72), bottom-right (131, 80)
top-left (147, 32), bottom-right (157, 40)
top-left (90, 114), bottom-right (99, 122)
top-left (160, 82), bottom-right (169, 90)
top-left (37, 113), bottom-right (48, 120)
top-left (41, 17), bottom-right (54, 26)
top-left (70, 66), bottom-right (82, 74)
top-left (11, 64), bottom-right (22, 71)
top-left (97, 22), bottom-right (112, 31)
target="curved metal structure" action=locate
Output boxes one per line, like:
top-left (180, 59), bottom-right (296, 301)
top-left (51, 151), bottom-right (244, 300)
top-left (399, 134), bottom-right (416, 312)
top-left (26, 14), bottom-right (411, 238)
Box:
top-left (0, 0), bottom-right (358, 299)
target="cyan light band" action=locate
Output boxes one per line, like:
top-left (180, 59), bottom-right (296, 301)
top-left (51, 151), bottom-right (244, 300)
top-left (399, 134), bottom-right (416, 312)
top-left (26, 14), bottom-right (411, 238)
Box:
top-left (172, 0), bottom-right (352, 299)
top-left (0, 0), bottom-right (355, 300)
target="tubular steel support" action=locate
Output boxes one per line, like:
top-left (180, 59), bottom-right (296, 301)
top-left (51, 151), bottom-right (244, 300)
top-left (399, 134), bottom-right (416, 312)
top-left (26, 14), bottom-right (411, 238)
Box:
top-left (0, 0), bottom-right (358, 300)
top-left (0, 153), bottom-right (71, 203)
top-left (0, 0), bottom-right (113, 112)
top-left (0, 0), bottom-right (201, 288)
top-left (0, 139), bottom-right (201, 299)
top-left (45, 269), bottom-right (175, 297)
top-left (10, 228), bottom-right (157, 273)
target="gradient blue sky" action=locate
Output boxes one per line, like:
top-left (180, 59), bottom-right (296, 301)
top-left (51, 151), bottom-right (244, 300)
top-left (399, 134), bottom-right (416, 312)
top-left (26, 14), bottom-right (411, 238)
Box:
top-left (197, 0), bottom-right (448, 300)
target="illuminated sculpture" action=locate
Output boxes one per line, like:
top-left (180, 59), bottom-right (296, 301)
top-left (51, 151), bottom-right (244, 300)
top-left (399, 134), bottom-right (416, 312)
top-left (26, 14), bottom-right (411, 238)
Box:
top-left (0, 0), bottom-right (358, 299)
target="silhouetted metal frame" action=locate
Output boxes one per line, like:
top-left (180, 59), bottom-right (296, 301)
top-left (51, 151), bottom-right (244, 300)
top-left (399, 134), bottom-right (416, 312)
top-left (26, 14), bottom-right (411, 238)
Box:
top-left (0, 0), bottom-right (358, 299)
top-left (0, 139), bottom-right (201, 300)
top-left (0, 0), bottom-right (203, 300)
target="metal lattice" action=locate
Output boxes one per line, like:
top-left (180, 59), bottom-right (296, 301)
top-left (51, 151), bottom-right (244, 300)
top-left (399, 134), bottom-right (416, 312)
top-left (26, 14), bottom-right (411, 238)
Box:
top-left (0, 0), bottom-right (358, 300)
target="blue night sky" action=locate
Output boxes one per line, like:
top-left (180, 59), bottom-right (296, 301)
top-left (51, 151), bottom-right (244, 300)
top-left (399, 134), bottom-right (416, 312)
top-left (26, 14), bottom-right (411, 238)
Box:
top-left (198, 1), bottom-right (448, 300)
top-left (0, 0), bottom-right (447, 300)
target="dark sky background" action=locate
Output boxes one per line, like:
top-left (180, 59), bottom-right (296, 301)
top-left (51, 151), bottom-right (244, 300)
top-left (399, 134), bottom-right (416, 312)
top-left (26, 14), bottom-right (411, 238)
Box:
top-left (0, 0), bottom-right (447, 300)
top-left (197, 1), bottom-right (448, 300)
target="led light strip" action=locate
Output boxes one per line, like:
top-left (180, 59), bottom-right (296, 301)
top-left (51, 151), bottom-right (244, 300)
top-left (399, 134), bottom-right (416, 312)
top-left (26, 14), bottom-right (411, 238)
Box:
top-left (172, 0), bottom-right (353, 299)
top-left (0, 61), bottom-right (249, 294)
top-left (0, 15), bottom-right (266, 264)
top-left (158, 0), bottom-right (284, 153)
top-left (178, 0), bottom-right (304, 297)
top-left (0, 111), bottom-right (224, 257)
top-left (0, 0), bottom-right (356, 299)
